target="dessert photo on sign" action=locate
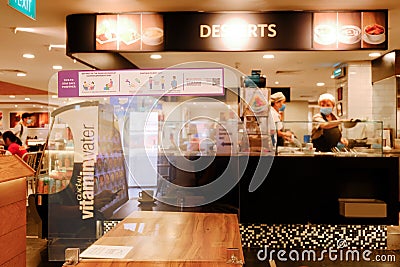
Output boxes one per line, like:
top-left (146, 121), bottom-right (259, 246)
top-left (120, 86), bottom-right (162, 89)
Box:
top-left (361, 11), bottom-right (387, 48)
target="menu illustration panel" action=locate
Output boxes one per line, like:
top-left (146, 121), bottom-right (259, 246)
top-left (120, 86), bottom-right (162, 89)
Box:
top-left (361, 11), bottom-right (386, 49)
top-left (96, 14), bottom-right (163, 51)
top-left (312, 11), bottom-right (386, 50)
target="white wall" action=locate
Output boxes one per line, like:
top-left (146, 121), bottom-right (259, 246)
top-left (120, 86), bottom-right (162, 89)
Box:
top-left (284, 101), bottom-right (309, 121)
top-left (347, 62), bottom-right (373, 120)
top-left (372, 76), bottom-right (396, 130)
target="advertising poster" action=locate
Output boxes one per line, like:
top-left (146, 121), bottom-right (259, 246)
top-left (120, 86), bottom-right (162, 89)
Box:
top-left (58, 68), bottom-right (224, 97)
top-left (313, 11), bottom-right (387, 50)
top-left (96, 13), bottom-right (163, 51)
top-left (48, 103), bottom-right (129, 258)
top-left (9, 112), bottom-right (49, 128)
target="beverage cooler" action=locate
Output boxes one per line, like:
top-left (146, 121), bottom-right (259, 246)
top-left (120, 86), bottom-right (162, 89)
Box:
top-left (35, 101), bottom-right (129, 261)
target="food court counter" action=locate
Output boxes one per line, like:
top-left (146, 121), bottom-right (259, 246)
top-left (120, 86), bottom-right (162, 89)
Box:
top-left (156, 154), bottom-right (399, 225)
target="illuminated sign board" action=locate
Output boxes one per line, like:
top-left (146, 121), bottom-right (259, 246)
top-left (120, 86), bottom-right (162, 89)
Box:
top-left (333, 67), bottom-right (346, 79)
top-left (8, 0), bottom-right (36, 20)
top-left (67, 10), bottom-right (388, 53)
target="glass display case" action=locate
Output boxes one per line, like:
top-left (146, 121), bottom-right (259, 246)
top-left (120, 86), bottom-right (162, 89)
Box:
top-left (277, 120), bottom-right (384, 156)
top-left (36, 124), bottom-right (74, 194)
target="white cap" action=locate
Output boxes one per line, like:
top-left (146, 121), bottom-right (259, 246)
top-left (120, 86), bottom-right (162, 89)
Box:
top-left (318, 93), bottom-right (336, 106)
top-left (270, 92), bottom-right (286, 103)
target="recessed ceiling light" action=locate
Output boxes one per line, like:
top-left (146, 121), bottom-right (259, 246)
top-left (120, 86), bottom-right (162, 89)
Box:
top-left (150, 54), bottom-right (162, 59)
top-left (274, 81), bottom-right (280, 85)
top-left (14, 27), bottom-right (35, 34)
top-left (14, 105), bottom-right (18, 108)
top-left (52, 65), bottom-right (63, 70)
top-left (51, 95), bottom-right (58, 99)
top-left (33, 105), bottom-right (36, 107)
top-left (23, 53), bottom-right (35, 59)
top-left (263, 54), bottom-right (275, 59)
top-left (369, 52), bottom-right (381, 57)
top-left (49, 44), bottom-right (66, 51)
top-left (316, 82), bottom-right (325, 87)
top-left (17, 72), bottom-right (26, 77)
top-left (40, 106), bottom-right (43, 108)
top-left (25, 97), bottom-right (30, 101)
top-left (9, 95), bottom-right (16, 98)
top-left (330, 75), bottom-right (335, 79)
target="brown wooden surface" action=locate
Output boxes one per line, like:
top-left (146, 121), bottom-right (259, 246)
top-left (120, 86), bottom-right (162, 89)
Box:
top-left (0, 164), bottom-right (27, 267)
top-left (0, 155), bottom-right (34, 183)
top-left (77, 211), bottom-right (243, 267)
top-left (0, 227), bottom-right (26, 266)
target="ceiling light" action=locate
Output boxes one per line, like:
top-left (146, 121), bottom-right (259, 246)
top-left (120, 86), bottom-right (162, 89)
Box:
top-left (263, 54), bottom-right (275, 59)
top-left (150, 54), bottom-right (162, 59)
top-left (17, 72), bottom-right (26, 77)
top-left (23, 53), bottom-right (35, 59)
top-left (51, 95), bottom-right (58, 99)
top-left (49, 44), bottom-right (66, 51)
top-left (33, 105), bottom-right (36, 107)
top-left (25, 97), bottom-right (30, 101)
top-left (13, 27), bottom-right (35, 34)
top-left (9, 95), bottom-right (16, 98)
top-left (316, 82), bottom-right (325, 87)
top-left (369, 52), bottom-right (381, 57)
top-left (14, 105), bottom-right (18, 107)
top-left (330, 75), bottom-right (335, 79)
top-left (52, 65), bottom-right (62, 70)
top-left (274, 81), bottom-right (280, 85)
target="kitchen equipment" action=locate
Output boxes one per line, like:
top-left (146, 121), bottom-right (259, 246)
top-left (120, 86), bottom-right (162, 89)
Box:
top-left (343, 119), bottom-right (362, 128)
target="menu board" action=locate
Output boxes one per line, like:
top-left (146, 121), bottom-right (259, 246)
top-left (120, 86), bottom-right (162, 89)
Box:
top-left (313, 11), bottom-right (386, 50)
top-left (67, 11), bottom-right (388, 53)
top-left (96, 14), bottom-right (163, 51)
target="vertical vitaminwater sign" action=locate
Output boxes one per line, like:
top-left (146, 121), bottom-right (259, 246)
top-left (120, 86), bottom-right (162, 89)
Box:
top-left (48, 104), bottom-right (99, 242)
top-left (58, 68), bottom-right (224, 97)
top-left (8, 0), bottom-right (36, 20)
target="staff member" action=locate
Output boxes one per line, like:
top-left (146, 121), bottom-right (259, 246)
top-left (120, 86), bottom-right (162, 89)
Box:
top-left (270, 92), bottom-right (292, 146)
top-left (312, 93), bottom-right (348, 152)
top-left (13, 112), bottom-right (31, 146)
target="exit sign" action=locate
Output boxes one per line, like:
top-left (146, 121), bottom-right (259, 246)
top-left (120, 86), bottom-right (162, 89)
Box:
top-left (8, 0), bottom-right (36, 20)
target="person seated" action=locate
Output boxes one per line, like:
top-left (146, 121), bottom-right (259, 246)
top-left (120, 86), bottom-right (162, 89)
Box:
top-left (1, 131), bottom-right (27, 158)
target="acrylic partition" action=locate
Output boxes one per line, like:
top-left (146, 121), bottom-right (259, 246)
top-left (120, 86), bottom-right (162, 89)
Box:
top-left (42, 100), bottom-right (398, 262)
top-left (44, 63), bottom-right (273, 261)
top-left (277, 120), bottom-right (384, 156)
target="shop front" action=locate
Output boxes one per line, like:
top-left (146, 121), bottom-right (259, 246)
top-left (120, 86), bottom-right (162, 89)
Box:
top-left (31, 9), bottom-right (400, 266)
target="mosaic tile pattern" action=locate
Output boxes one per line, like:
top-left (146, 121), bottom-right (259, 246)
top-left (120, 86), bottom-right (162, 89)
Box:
top-left (103, 220), bottom-right (121, 234)
top-left (103, 221), bottom-right (387, 250)
top-left (240, 224), bottom-right (387, 250)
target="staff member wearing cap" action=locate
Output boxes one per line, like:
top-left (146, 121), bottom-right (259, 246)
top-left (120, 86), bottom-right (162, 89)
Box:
top-left (312, 93), bottom-right (348, 152)
top-left (270, 92), bottom-right (293, 146)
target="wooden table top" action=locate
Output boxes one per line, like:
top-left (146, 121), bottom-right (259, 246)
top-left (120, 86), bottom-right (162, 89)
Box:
top-left (77, 211), bottom-right (244, 266)
top-left (0, 155), bottom-right (34, 183)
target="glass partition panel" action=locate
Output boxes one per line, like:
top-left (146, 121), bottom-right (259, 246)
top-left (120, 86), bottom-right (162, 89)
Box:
top-left (45, 62), bottom-right (275, 261)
